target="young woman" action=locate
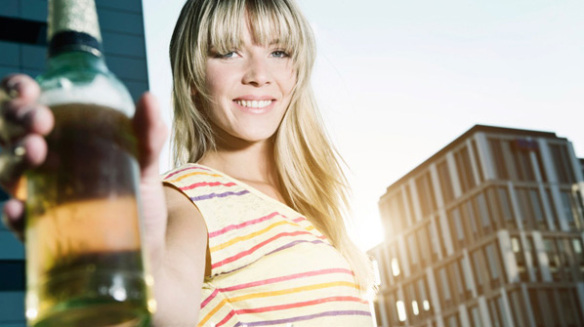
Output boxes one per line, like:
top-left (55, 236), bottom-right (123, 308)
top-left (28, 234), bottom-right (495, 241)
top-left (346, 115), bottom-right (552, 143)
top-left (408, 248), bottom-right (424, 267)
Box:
top-left (0, 0), bottom-right (374, 325)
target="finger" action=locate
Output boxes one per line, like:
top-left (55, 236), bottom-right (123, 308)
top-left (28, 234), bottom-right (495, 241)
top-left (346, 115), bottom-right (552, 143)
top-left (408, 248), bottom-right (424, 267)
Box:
top-left (1, 75), bottom-right (45, 143)
top-left (0, 134), bottom-right (47, 193)
top-left (133, 92), bottom-right (168, 180)
top-left (1, 102), bottom-right (53, 142)
top-left (1, 199), bottom-right (25, 241)
top-left (0, 74), bottom-right (41, 104)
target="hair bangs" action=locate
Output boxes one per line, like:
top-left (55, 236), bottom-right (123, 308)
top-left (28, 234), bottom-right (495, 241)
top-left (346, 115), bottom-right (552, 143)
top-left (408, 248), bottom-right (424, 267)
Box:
top-left (205, 0), bottom-right (302, 63)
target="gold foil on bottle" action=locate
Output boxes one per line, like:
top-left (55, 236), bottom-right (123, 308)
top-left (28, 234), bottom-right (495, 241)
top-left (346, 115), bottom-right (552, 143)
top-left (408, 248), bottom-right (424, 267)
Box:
top-left (48, 0), bottom-right (102, 42)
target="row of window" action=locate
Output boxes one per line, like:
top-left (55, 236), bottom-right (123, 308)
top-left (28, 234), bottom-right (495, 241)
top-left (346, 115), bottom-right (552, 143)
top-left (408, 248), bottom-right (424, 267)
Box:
top-left (379, 185), bottom-right (584, 275)
top-left (512, 236), bottom-right (584, 282)
top-left (374, 234), bottom-right (584, 293)
top-left (376, 287), bottom-right (583, 327)
top-left (380, 136), bottom-right (580, 236)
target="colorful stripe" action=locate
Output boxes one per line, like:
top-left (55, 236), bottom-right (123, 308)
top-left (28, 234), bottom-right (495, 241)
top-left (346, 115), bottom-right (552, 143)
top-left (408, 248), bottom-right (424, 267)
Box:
top-left (192, 190), bottom-right (250, 202)
top-left (199, 281), bottom-right (361, 326)
top-left (235, 296), bottom-right (368, 314)
top-left (219, 239), bottom-right (330, 276)
top-left (208, 212), bottom-right (281, 238)
top-left (210, 220), bottom-right (317, 252)
top-left (163, 164), bottom-right (373, 327)
top-left (180, 181), bottom-right (237, 191)
top-left (167, 171), bottom-right (223, 183)
top-left (213, 298), bottom-right (368, 327)
top-left (212, 231), bottom-right (319, 269)
top-left (236, 310), bottom-right (372, 326)
top-left (218, 268), bottom-right (354, 292)
top-left (163, 165), bottom-right (212, 179)
top-left (201, 289), bottom-right (219, 309)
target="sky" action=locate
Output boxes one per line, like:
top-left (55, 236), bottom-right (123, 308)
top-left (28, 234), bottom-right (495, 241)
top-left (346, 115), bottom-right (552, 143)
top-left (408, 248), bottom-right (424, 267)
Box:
top-left (142, 0), bottom-right (584, 251)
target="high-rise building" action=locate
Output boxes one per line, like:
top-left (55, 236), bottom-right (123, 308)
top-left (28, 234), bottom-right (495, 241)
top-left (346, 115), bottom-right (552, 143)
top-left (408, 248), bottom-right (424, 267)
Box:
top-left (368, 125), bottom-right (584, 327)
top-left (0, 1), bottom-right (149, 325)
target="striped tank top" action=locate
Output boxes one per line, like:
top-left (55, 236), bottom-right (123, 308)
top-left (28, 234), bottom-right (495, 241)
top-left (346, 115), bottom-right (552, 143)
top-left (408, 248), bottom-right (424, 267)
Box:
top-left (163, 164), bottom-right (372, 327)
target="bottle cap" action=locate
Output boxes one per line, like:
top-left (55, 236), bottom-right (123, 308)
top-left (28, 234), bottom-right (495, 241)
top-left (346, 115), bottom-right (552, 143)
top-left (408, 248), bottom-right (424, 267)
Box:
top-left (48, 0), bottom-right (102, 43)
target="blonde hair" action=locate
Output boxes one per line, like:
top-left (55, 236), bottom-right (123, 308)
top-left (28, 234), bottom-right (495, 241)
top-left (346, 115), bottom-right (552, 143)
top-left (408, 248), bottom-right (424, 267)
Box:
top-left (169, 0), bottom-right (373, 292)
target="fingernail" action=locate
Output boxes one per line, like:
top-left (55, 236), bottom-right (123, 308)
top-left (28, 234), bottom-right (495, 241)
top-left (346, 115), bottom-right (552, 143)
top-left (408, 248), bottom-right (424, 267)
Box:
top-left (13, 144), bottom-right (26, 157)
top-left (6, 79), bottom-right (21, 98)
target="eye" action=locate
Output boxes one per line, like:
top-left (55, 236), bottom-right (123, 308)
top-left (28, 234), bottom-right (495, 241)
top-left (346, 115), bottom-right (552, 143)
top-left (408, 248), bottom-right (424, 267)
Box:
top-left (211, 50), bottom-right (239, 59)
top-left (271, 50), bottom-right (289, 58)
top-left (221, 51), bottom-right (239, 58)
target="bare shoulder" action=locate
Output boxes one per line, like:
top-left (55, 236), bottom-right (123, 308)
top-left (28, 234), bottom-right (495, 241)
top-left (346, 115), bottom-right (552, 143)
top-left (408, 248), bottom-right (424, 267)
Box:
top-left (163, 185), bottom-right (208, 273)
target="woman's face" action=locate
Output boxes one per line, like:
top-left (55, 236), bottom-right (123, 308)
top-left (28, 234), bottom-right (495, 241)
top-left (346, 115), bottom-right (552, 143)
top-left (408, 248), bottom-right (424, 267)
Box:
top-left (203, 23), bottom-right (296, 146)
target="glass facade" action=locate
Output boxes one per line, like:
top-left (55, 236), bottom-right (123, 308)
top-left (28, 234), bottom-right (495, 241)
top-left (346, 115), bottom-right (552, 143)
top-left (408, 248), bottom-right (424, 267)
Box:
top-left (371, 126), bottom-right (584, 327)
top-left (0, 1), bottom-right (149, 326)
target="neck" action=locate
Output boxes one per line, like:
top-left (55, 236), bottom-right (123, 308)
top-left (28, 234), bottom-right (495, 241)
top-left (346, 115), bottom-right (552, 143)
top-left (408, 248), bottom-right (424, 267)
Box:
top-left (198, 135), bottom-right (278, 186)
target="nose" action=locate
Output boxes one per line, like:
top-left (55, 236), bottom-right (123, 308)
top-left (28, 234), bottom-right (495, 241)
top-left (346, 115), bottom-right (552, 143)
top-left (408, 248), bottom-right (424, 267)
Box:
top-left (242, 56), bottom-right (271, 87)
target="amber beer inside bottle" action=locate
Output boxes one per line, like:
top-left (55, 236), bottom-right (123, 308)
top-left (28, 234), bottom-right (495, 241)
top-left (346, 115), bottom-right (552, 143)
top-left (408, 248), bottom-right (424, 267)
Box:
top-left (25, 104), bottom-right (153, 326)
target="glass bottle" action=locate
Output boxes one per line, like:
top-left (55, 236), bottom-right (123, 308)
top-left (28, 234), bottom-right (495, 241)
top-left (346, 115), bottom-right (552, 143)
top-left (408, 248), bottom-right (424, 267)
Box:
top-left (24, 0), bottom-right (155, 326)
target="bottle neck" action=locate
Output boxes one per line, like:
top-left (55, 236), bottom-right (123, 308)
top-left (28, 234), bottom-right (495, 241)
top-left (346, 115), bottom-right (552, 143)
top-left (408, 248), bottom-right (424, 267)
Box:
top-left (46, 49), bottom-right (108, 74)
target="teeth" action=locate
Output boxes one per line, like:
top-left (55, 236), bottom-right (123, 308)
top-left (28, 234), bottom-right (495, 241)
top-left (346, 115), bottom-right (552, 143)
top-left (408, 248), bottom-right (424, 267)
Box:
top-left (236, 100), bottom-right (272, 108)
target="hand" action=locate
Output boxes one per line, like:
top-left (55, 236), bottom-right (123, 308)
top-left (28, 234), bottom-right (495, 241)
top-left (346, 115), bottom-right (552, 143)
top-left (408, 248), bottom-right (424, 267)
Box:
top-left (0, 74), bottom-right (169, 253)
top-left (0, 74), bottom-right (53, 239)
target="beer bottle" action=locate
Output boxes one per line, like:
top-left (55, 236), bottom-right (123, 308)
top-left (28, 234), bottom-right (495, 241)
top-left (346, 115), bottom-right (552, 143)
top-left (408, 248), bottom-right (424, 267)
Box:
top-left (24, 0), bottom-right (155, 326)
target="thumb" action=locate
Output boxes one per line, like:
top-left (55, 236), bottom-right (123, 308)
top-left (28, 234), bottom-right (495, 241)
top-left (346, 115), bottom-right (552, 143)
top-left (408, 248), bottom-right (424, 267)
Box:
top-left (133, 92), bottom-right (168, 180)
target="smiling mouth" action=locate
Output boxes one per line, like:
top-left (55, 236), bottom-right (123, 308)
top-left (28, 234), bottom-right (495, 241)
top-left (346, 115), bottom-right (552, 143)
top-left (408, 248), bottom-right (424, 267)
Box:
top-left (234, 100), bottom-right (274, 109)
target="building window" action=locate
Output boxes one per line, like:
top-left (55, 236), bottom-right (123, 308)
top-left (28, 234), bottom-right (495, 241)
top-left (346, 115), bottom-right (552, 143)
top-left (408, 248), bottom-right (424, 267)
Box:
top-left (549, 143), bottom-right (576, 184)
top-left (544, 238), bottom-right (562, 281)
top-left (407, 233), bottom-right (420, 273)
top-left (405, 185), bottom-right (418, 226)
top-left (421, 222), bottom-right (440, 262)
top-left (372, 300), bottom-right (383, 327)
top-left (544, 188), bottom-right (561, 230)
top-left (489, 138), bottom-right (510, 180)
top-left (556, 238), bottom-right (574, 281)
top-left (0, 260), bottom-right (25, 291)
top-left (488, 295), bottom-right (511, 327)
top-left (0, 16), bottom-right (48, 46)
top-left (417, 277), bottom-right (432, 317)
top-left (448, 207), bottom-right (467, 249)
top-left (471, 140), bottom-right (485, 183)
top-left (489, 137), bottom-right (545, 182)
top-left (404, 277), bottom-right (432, 323)
top-left (474, 193), bottom-right (493, 234)
top-left (529, 289), bottom-right (561, 327)
top-left (437, 160), bottom-right (455, 204)
top-left (485, 243), bottom-right (505, 288)
top-left (384, 291), bottom-right (404, 326)
top-left (511, 237), bottom-right (528, 281)
top-left (525, 236), bottom-right (541, 281)
top-left (571, 238), bottom-right (584, 277)
top-left (382, 191), bottom-right (406, 235)
top-left (508, 289), bottom-right (528, 327)
top-left (515, 187), bottom-right (547, 230)
top-left (468, 305), bottom-right (483, 327)
top-left (471, 249), bottom-right (487, 294)
top-left (415, 171), bottom-right (437, 218)
top-left (454, 146), bottom-right (476, 193)
top-left (416, 226), bottom-right (432, 267)
top-left (436, 266), bottom-right (454, 308)
top-left (444, 313), bottom-right (461, 327)
top-left (448, 256), bottom-right (472, 301)
top-left (560, 190), bottom-right (583, 231)
top-left (389, 244), bottom-right (402, 281)
top-left (497, 186), bottom-right (515, 228)
top-left (558, 288), bottom-right (584, 327)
